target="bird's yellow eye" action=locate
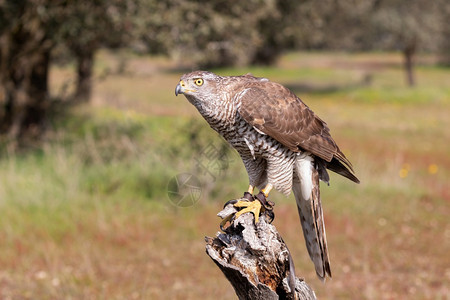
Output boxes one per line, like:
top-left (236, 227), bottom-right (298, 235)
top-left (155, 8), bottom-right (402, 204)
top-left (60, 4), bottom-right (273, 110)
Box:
top-left (194, 78), bottom-right (204, 86)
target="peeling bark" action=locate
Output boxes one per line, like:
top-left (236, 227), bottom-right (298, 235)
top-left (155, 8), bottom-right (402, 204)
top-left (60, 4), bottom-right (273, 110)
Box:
top-left (205, 201), bottom-right (317, 300)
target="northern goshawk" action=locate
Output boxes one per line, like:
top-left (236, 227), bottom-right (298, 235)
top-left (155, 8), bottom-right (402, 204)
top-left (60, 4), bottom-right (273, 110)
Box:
top-left (175, 71), bottom-right (359, 280)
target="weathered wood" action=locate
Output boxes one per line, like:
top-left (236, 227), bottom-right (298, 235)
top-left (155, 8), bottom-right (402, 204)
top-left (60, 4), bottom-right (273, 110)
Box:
top-left (205, 200), bottom-right (317, 300)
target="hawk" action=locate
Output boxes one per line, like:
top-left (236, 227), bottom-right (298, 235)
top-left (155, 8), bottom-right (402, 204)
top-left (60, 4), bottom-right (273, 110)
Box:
top-left (175, 71), bottom-right (359, 280)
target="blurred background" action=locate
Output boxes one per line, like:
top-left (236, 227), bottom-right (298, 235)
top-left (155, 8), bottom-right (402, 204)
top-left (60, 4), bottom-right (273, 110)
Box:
top-left (0, 0), bottom-right (449, 299)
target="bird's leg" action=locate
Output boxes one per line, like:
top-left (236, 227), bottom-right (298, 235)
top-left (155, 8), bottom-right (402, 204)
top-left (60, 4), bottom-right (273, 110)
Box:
top-left (253, 183), bottom-right (275, 223)
top-left (222, 185), bottom-right (254, 208)
top-left (243, 185), bottom-right (255, 201)
top-left (234, 197), bottom-right (263, 223)
top-left (255, 183), bottom-right (275, 210)
top-left (221, 184), bottom-right (261, 224)
top-left (221, 184), bottom-right (275, 227)
top-left (233, 184), bottom-right (276, 224)
top-left (220, 185), bottom-right (256, 229)
top-left (233, 184), bottom-right (263, 222)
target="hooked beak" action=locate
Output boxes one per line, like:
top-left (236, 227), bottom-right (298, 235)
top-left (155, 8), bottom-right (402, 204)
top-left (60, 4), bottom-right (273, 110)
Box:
top-left (175, 80), bottom-right (185, 96)
top-left (175, 83), bottom-right (182, 96)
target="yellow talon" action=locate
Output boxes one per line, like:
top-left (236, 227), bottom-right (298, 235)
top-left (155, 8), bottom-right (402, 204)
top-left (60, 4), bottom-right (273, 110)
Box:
top-left (234, 200), bottom-right (263, 223)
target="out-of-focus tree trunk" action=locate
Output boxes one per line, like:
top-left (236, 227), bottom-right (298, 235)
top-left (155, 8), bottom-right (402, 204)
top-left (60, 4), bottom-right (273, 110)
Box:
top-left (251, 45), bottom-right (281, 66)
top-left (0, 15), bottom-right (52, 142)
top-left (74, 49), bottom-right (95, 103)
top-left (403, 41), bottom-right (416, 87)
top-left (439, 12), bottom-right (450, 67)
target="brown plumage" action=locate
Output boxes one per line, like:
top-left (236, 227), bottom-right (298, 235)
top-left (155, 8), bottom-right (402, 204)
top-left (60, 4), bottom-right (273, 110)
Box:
top-left (175, 71), bottom-right (359, 280)
top-left (238, 81), bottom-right (359, 184)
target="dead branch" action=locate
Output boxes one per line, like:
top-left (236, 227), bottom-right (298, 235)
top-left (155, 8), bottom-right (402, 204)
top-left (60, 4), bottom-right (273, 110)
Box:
top-left (205, 200), bottom-right (317, 300)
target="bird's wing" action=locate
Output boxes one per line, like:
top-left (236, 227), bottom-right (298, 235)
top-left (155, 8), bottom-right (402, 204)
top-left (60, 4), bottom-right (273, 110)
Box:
top-left (237, 81), bottom-right (358, 182)
top-left (238, 82), bottom-right (337, 161)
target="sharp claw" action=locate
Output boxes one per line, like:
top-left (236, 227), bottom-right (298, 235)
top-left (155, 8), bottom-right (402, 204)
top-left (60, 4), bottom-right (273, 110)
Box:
top-left (233, 199), bottom-right (262, 223)
top-left (223, 199), bottom-right (238, 208)
top-left (266, 210), bottom-right (275, 224)
top-left (220, 191), bottom-right (275, 229)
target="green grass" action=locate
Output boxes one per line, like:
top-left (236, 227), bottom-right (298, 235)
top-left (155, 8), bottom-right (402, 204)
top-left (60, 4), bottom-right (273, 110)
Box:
top-left (0, 51), bottom-right (449, 299)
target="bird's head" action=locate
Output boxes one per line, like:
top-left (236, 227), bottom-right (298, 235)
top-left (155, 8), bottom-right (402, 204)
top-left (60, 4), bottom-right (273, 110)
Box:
top-left (175, 71), bottom-right (221, 107)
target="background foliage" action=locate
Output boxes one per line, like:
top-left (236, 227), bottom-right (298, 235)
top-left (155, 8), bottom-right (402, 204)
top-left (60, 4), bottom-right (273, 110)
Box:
top-left (1, 0), bottom-right (449, 141)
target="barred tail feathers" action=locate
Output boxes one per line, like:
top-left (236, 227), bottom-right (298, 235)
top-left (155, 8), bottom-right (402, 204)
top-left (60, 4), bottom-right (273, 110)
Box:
top-left (293, 155), bottom-right (332, 281)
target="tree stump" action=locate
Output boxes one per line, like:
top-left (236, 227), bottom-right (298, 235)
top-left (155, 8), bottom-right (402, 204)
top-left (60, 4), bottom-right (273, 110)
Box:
top-left (205, 200), bottom-right (317, 300)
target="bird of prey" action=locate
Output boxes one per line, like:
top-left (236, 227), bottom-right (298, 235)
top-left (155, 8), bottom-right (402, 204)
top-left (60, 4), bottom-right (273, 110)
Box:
top-left (175, 71), bottom-right (359, 280)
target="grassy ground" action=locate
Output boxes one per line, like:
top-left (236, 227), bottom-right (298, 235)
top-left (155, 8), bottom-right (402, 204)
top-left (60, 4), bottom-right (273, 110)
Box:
top-left (0, 51), bottom-right (449, 299)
